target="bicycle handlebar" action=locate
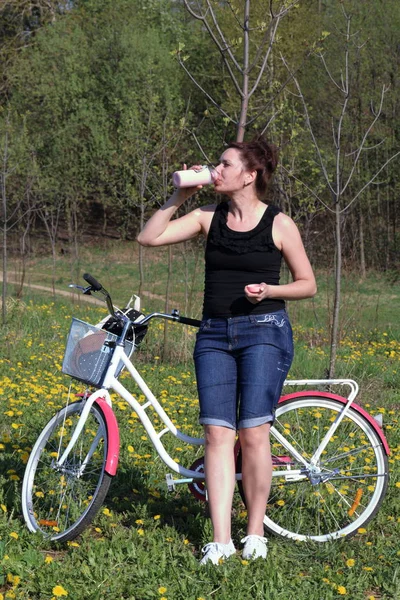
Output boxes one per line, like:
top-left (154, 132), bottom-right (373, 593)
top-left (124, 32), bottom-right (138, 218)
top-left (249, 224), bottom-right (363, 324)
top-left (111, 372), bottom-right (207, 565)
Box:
top-left (83, 273), bottom-right (103, 291)
top-left (76, 274), bottom-right (201, 329)
top-left (138, 312), bottom-right (201, 328)
top-left (177, 315), bottom-right (201, 328)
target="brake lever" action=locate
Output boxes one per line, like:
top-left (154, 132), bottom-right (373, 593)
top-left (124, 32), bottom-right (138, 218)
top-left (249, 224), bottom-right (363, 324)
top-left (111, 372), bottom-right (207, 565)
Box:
top-left (68, 284), bottom-right (92, 295)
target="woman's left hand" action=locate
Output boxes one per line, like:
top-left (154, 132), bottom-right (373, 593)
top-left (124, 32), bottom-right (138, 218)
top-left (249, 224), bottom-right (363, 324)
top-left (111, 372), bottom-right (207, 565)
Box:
top-left (244, 283), bottom-right (269, 304)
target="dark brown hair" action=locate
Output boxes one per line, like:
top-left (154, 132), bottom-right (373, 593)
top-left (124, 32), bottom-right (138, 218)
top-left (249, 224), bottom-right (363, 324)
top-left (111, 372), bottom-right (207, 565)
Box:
top-left (228, 136), bottom-right (279, 198)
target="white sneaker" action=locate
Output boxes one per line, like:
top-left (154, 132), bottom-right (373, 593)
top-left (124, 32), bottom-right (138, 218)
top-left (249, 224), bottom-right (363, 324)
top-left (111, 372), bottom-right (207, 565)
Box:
top-left (241, 535), bottom-right (268, 560)
top-left (199, 540), bottom-right (236, 565)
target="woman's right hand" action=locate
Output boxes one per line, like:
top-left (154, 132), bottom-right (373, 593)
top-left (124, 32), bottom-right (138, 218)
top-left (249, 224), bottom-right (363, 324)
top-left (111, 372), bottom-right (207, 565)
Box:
top-left (137, 163), bottom-right (207, 247)
top-left (174, 164), bottom-right (206, 203)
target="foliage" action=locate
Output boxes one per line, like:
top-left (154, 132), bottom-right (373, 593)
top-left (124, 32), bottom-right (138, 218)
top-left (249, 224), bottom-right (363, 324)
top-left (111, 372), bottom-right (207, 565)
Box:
top-left (0, 0), bottom-right (399, 272)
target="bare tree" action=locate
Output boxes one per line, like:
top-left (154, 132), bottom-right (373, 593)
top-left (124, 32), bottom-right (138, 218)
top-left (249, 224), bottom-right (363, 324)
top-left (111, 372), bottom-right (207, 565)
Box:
top-left (0, 114), bottom-right (34, 323)
top-left (0, 127), bottom-right (10, 325)
top-left (281, 5), bottom-right (400, 376)
top-left (181, 0), bottom-right (301, 141)
top-left (37, 194), bottom-right (63, 298)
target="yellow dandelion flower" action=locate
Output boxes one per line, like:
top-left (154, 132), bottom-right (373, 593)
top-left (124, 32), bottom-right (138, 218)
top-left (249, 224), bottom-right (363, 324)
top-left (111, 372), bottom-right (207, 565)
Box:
top-left (337, 586), bottom-right (347, 595)
top-left (52, 585), bottom-right (68, 597)
top-left (357, 528), bottom-right (367, 534)
top-left (183, 539), bottom-right (189, 545)
top-left (7, 574), bottom-right (21, 586)
top-left (9, 532), bottom-right (18, 540)
top-left (345, 558), bottom-right (355, 567)
top-left (158, 587), bottom-right (167, 594)
top-left (137, 528), bottom-right (144, 536)
top-left (1, 504), bottom-right (7, 512)
top-left (45, 555), bottom-right (53, 564)
top-left (102, 508), bottom-right (112, 517)
top-left (67, 541), bottom-right (79, 547)
top-left (241, 559), bottom-right (249, 565)
top-left (395, 482), bottom-right (400, 488)
top-left (154, 515), bottom-right (161, 520)
top-left (135, 519), bottom-right (143, 525)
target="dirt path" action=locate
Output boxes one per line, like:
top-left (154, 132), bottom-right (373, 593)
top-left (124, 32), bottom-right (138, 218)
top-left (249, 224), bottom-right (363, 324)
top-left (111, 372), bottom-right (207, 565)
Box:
top-left (0, 274), bottom-right (168, 306)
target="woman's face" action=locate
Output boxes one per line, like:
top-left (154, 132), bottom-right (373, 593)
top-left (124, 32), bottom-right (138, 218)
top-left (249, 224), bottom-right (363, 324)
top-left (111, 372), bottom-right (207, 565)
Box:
top-left (213, 148), bottom-right (248, 194)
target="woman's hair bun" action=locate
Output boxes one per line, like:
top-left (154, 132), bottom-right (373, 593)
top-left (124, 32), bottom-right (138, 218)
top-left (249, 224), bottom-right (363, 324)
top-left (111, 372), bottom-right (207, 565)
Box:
top-left (250, 135), bottom-right (279, 173)
top-left (228, 135), bottom-right (279, 198)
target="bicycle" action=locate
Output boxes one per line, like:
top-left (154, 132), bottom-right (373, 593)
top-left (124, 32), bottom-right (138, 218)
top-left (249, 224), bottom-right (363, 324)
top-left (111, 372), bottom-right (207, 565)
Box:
top-left (22, 273), bottom-right (390, 544)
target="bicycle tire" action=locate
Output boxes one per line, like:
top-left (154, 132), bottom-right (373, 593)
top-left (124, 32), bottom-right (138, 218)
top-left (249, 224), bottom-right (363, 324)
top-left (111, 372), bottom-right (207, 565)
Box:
top-left (236, 395), bottom-right (389, 542)
top-left (22, 399), bottom-right (112, 542)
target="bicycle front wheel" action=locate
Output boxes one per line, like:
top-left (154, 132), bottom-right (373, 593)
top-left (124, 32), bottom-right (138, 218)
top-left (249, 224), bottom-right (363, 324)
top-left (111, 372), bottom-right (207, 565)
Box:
top-left (22, 399), bottom-right (111, 542)
top-left (237, 396), bottom-right (389, 541)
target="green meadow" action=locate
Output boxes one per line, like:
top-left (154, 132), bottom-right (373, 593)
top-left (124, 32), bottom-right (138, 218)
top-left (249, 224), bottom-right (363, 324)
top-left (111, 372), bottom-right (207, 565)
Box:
top-left (0, 241), bottom-right (399, 600)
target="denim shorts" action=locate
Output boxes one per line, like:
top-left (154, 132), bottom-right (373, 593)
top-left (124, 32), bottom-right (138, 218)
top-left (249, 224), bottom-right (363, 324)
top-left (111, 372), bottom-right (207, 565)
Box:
top-left (193, 310), bottom-right (294, 430)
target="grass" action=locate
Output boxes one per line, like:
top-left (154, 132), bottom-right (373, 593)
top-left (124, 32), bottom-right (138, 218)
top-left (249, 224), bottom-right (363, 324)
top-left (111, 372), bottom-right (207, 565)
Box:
top-left (0, 242), bottom-right (399, 599)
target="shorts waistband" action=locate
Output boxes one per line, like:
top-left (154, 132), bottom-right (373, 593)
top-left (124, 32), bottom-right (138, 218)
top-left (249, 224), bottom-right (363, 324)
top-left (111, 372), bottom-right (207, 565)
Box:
top-left (201, 309), bottom-right (287, 325)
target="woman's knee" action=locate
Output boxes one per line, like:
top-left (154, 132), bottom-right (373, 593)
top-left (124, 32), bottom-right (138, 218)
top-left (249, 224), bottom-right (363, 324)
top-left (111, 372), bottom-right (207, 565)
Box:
top-left (239, 423), bottom-right (271, 451)
top-left (204, 425), bottom-right (236, 448)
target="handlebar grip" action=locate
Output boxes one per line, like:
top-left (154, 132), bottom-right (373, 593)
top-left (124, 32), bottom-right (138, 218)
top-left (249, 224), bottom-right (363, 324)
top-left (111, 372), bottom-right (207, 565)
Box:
top-left (83, 273), bottom-right (103, 291)
top-left (177, 316), bottom-right (201, 328)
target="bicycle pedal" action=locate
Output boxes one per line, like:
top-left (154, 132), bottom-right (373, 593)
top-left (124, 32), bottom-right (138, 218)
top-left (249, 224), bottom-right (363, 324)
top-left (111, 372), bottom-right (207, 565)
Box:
top-left (165, 473), bottom-right (176, 492)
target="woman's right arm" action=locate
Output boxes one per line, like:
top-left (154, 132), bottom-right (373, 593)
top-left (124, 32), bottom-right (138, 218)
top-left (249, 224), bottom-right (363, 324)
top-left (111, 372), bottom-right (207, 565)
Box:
top-left (136, 188), bottom-right (202, 247)
top-left (137, 163), bottom-right (214, 247)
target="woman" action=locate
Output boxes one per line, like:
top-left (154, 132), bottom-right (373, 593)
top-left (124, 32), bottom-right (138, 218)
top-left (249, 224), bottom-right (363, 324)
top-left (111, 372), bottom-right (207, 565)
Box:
top-left (137, 137), bottom-right (316, 565)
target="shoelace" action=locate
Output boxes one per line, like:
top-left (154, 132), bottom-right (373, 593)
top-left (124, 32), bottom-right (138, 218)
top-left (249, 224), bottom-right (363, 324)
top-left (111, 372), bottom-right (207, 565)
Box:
top-left (241, 535), bottom-right (268, 546)
top-left (202, 542), bottom-right (225, 555)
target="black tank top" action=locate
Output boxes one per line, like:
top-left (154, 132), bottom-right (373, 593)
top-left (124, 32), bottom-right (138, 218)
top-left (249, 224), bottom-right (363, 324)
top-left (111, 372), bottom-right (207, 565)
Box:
top-left (202, 202), bottom-right (285, 318)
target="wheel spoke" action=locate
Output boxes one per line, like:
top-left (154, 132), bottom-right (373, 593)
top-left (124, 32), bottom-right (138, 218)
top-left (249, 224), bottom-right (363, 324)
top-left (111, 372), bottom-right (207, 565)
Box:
top-left (22, 400), bottom-right (111, 542)
top-left (237, 396), bottom-right (389, 541)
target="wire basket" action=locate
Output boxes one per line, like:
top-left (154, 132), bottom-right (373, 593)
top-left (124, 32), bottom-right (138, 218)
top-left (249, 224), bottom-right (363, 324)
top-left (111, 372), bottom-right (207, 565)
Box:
top-left (62, 318), bottom-right (134, 388)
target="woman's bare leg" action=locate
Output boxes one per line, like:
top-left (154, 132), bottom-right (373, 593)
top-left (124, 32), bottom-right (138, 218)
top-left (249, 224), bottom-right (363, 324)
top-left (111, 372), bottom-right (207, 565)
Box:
top-left (204, 425), bottom-right (237, 543)
top-left (239, 423), bottom-right (272, 536)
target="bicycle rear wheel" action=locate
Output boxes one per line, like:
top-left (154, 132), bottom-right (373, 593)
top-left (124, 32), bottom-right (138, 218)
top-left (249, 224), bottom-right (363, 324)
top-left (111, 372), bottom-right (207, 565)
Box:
top-left (236, 396), bottom-right (389, 541)
top-left (22, 399), bottom-right (111, 543)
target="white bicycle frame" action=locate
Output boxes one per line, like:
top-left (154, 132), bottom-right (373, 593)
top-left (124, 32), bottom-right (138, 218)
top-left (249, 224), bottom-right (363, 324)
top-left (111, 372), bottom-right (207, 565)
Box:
top-left (57, 339), bottom-right (361, 487)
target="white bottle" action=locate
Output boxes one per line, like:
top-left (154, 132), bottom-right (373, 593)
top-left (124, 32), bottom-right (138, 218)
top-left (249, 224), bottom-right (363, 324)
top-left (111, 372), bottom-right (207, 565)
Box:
top-left (172, 165), bottom-right (217, 188)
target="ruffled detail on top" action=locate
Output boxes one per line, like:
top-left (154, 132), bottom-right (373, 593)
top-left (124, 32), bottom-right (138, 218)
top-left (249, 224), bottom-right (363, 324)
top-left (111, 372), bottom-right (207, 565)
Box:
top-left (206, 202), bottom-right (281, 254)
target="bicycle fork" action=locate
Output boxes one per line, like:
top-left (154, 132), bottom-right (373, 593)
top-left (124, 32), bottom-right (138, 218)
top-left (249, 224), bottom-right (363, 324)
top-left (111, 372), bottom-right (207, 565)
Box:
top-left (55, 391), bottom-right (120, 477)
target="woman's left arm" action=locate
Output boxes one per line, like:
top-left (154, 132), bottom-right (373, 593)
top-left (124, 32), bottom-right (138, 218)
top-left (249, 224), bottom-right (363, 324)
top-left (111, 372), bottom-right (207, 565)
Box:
top-left (245, 213), bottom-right (317, 303)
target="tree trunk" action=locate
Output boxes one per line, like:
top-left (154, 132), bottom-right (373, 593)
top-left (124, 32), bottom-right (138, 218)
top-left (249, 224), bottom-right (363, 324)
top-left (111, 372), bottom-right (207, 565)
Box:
top-left (162, 245), bottom-right (173, 362)
top-left (1, 129), bottom-right (8, 325)
top-left (359, 208), bottom-right (366, 279)
top-left (237, 0), bottom-right (250, 142)
top-left (138, 155), bottom-right (148, 299)
top-left (328, 201), bottom-right (342, 378)
top-left (15, 212), bottom-right (32, 299)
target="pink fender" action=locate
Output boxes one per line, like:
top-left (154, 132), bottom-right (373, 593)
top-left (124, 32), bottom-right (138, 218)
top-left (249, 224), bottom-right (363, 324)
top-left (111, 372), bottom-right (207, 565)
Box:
top-left (279, 391), bottom-right (390, 455)
top-left (94, 397), bottom-right (120, 476)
